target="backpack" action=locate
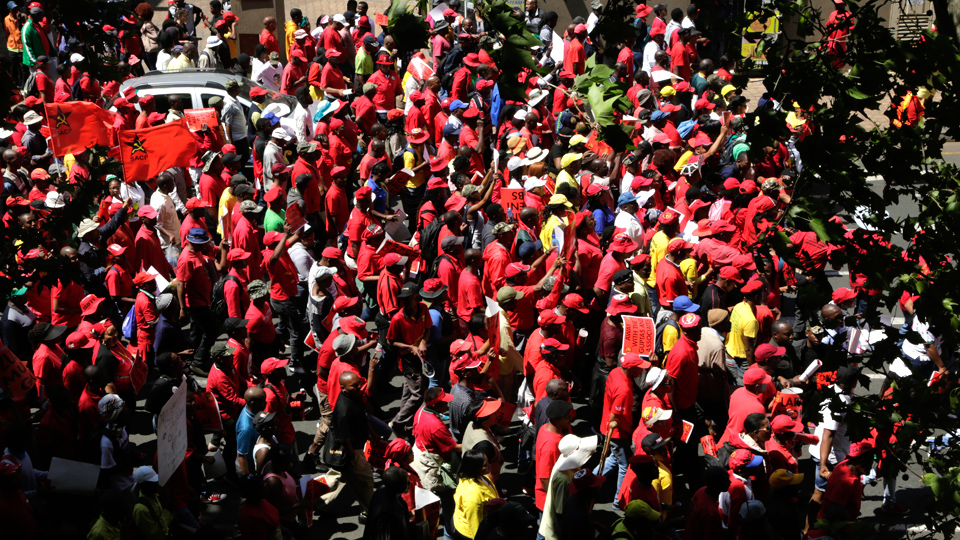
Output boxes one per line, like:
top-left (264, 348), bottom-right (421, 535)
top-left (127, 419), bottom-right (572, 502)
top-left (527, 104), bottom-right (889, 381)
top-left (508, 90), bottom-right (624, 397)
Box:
top-left (654, 318), bottom-right (680, 361)
top-left (211, 275), bottom-right (240, 320)
top-left (419, 219), bottom-right (444, 270)
top-left (22, 71), bottom-right (38, 98)
top-left (426, 254), bottom-right (450, 281)
top-left (70, 73), bottom-right (89, 100)
top-left (706, 441), bottom-right (741, 469)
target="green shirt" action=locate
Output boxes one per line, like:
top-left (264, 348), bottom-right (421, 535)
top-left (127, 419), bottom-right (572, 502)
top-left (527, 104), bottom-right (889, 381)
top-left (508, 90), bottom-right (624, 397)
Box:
top-left (355, 47), bottom-right (374, 78)
top-left (264, 208), bottom-right (285, 232)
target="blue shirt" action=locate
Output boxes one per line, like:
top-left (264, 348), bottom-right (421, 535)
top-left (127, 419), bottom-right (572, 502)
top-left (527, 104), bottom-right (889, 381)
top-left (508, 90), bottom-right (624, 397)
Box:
top-left (236, 406), bottom-right (258, 457)
top-left (366, 178), bottom-right (389, 214)
top-left (154, 314), bottom-right (190, 354)
top-left (592, 206), bottom-right (616, 235)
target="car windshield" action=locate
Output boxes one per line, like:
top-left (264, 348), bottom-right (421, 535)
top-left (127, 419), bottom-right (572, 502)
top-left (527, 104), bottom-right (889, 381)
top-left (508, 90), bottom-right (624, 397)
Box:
top-left (236, 77), bottom-right (296, 108)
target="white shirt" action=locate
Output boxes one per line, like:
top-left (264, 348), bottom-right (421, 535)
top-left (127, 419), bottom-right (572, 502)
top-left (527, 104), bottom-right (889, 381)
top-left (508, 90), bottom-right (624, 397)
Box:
top-left (288, 242), bottom-right (315, 282)
top-left (642, 40), bottom-right (660, 74)
top-left (664, 20), bottom-right (681, 47)
top-left (293, 103), bottom-right (313, 143)
top-left (120, 182), bottom-right (146, 223)
top-left (586, 12), bottom-right (600, 34)
top-left (681, 16), bottom-right (696, 29)
top-left (812, 385), bottom-right (853, 465)
top-left (614, 210), bottom-right (644, 245)
top-left (156, 49), bottom-right (173, 72)
top-left (221, 94), bottom-right (247, 141)
top-left (254, 63), bottom-right (283, 92)
top-left (149, 190), bottom-right (181, 250)
top-left (719, 472), bottom-right (753, 526)
top-left (902, 317), bottom-right (941, 362)
top-left (619, 171), bottom-right (635, 195)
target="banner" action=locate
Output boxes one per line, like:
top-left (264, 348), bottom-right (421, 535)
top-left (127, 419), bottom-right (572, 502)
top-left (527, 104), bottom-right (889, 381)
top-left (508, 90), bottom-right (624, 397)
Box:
top-left (193, 391), bottom-right (223, 432)
top-left (44, 102), bottom-right (114, 157)
top-left (501, 188), bottom-right (524, 220)
top-left (157, 375), bottom-right (188, 486)
top-left (118, 119), bottom-right (198, 181)
top-left (621, 315), bottom-right (656, 358)
top-left (374, 13), bottom-right (389, 26)
top-left (130, 354), bottom-right (148, 393)
top-left (0, 342), bottom-right (36, 401)
top-left (183, 108), bottom-right (219, 131)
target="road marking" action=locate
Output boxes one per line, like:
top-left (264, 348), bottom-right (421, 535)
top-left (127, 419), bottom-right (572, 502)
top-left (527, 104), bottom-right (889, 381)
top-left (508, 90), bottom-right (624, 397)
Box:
top-left (825, 270), bottom-right (850, 277)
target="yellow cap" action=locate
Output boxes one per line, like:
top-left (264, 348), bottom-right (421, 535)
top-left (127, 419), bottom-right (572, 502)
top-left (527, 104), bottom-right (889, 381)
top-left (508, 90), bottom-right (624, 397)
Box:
top-left (660, 86), bottom-right (676, 97)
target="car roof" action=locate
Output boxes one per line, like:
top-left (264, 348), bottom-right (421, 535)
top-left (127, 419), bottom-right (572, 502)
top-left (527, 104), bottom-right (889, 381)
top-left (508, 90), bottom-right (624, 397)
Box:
top-left (119, 69), bottom-right (249, 91)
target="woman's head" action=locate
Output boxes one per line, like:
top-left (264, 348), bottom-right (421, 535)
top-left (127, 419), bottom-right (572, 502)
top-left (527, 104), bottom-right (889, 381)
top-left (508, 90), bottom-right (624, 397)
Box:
top-left (458, 448), bottom-right (489, 479)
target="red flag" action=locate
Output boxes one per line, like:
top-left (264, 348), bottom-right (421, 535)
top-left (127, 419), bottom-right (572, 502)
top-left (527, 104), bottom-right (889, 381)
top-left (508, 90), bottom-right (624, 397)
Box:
top-left (44, 101), bottom-right (115, 157)
top-left (118, 119), bottom-right (198, 181)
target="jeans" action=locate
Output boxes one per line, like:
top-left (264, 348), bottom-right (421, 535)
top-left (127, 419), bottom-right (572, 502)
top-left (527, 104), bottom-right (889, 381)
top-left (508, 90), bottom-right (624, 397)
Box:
top-left (187, 305), bottom-right (218, 364)
top-left (595, 436), bottom-right (630, 496)
top-left (271, 297), bottom-right (305, 363)
top-left (393, 355), bottom-right (425, 429)
top-left (727, 356), bottom-right (750, 387)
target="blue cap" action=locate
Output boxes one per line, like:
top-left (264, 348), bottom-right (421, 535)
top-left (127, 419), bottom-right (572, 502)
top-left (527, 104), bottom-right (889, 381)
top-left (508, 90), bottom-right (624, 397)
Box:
top-left (518, 240), bottom-right (543, 259)
top-left (449, 99), bottom-right (469, 111)
top-left (677, 119), bottom-right (698, 139)
top-left (186, 227), bottom-right (211, 244)
top-left (671, 295), bottom-right (700, 313)
top-left (650, 110), bottom-right (669, 121)
top-left (747, 454), bottom-right (764, 468)
top-left (617, 192), bottom-right (638, 206)
top-left (262, 111), bottom-right (280, 126)
top-left (442, 123), bottom-right (462, 137)
top-left (6, 2), bottom-right (17, 11)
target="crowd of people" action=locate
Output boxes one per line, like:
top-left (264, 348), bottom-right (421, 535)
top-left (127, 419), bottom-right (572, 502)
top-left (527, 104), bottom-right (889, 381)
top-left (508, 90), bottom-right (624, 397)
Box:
top-left (0, 0), bottom-right (938, 539)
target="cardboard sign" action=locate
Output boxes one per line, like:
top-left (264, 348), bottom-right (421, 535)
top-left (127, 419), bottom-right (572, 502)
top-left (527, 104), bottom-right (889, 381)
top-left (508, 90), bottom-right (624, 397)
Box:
top-left (385, 168), bottom-right (413, 196)
top-left (680, 420), bottom-right (694, 443)
top-left (157, 376), bottom-right (188, 486)
top-left (375, 13), bottom-right (389, 26)
top-left (48, 457), bottom-right (100, 492)
top-left (286, 201), bottom-right (307, 233)
top-left (183, 108), bottom-right (219, 132)
top-left (193, 391), bottom-right (223, 432)
top-left (621, 315), bottom-right (656, 358)
top-left (484, 296), bottom-right (501, 356)
top-left (300, 474), bottom-right (331, 526)
top-left (495, 400), bottom-right (517, 428)
top-left (501, 188), bottom-right (524, 221)
top-left (0, 342), bottom-right (36, 401)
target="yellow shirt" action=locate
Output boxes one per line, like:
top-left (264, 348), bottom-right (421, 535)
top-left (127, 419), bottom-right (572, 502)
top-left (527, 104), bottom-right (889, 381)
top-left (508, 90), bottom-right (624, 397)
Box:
top-left (217, 188), bottom-right (238, 236)
top-left (662, 323), bottom-right (682, 354)
top-left (403, 147), bottom-right (427, 188)
top-left (726, 301), bottom-right (758, 359)
top-left (454, 475), bottom-right (499, 539)
top-left (284, 21), bottom-right (298, 60)
top-left (653, 459), bottom-right (673, 506)
top-left (679, 257), bottom-right (704, 297)
top-left (555, 169), bottom-right (578, 192)
top-left (540, 214), bottom-right (568, 249)
top-left (646, 230), bottom-right (670, 287)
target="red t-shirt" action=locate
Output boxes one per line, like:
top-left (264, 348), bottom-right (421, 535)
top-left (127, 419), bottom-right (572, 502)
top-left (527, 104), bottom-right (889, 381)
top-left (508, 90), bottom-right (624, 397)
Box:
top-left (386, 303), bottom-right (430, 346)
top-left (533, 361), bottom-right (563, 403)
top-left (105, 265), bottom-right (133, 299)
top-left (134, 291), bottom-right (159, 344)
top-left (265, 250), bottom-right (299, 302)
top-left (232, 215), bottom-right (264, 282)
top-left (135, 226), bottom-right (173, 279)
top-left (412, 406), bottom-right (458, 458)
top-left (259, 28), bottom-right (280, 54)
top-left (818, 461), bottom-right (862, 520)
top-left (320, 62), bottom-right (346, 90)
top-left (36, 70), bottom-right (54, 102)
top-left (720, 387), bottom-right (766, 445)
top-left (198, 172), bottom-right (225, 208)
top-left (346, 207), bottom-right (374, 247)
top-left (595, 253), bottom-right (625, 292)
top-left (33, 343), bottom-right (64, 390)
top-left (245, 302), bottom-right (277, 344)
top-left (655, 257), bottom-right (688, 308)
top-left (602, 367), bottom-right (633, 438)
top-left (665, 335), bottom-right (699, 410)
top-left (51, 280), bottom-right (83, 327)
top-left (534, 426), bottom-right (564, 510)
top-left (325, 183), bottom-right (349, 235)
top-left (315, 330), bottom-right (339, 395)
top-left (457, 269), bottom-right (484, 323)
top-left (264, 381), bottom-right (295, 444)
top-left (175, 248), bottom-right (212, 308)
top-left (377, 270), bottom-right (404, 318)
top-left (685, 486), bottom-right (724, 540)
top-left (327, 358), bottom-right (364, 411)
top-left (765, 437), bottom-right (798, 474)
top-left (239, 499), bottom-right (280, 540)
top-left (224, 270), bottom-right (249, 318)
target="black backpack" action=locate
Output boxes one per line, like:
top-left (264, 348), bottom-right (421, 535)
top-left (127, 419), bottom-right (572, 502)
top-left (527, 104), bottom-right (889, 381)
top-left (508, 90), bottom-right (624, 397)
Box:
top-left (71, 73), bottom-right (89, 100)
top-left (211, 275), bottom-right (240, 320)
top-left (654, 318), bottom-right (681, 361)
top-left (419, 219), bottom-right (444, 270)
top-left (22, 71), bottom-right (38, 98)
top-left (426, 254), bottom-right (450, 281)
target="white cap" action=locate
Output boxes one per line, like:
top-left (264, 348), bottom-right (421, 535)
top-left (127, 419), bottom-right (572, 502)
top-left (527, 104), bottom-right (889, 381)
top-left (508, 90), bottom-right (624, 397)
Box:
top-left (133, 465), bottom-right (159, 486)
top-left (643, 407), bottom-right (673, 427)
top-left (69, 53), bottom-right (85, 63)
top-left (513, 108), bottom-right (528, 121)
top-left (333, 14), bottom-right (347, 25)
top-left (523, 176), bottom-right (546, 191)
top-left (271, 127), bottom-right (289, 140)
top-left (554, 435), bottom-right (599, 471)
top-left (206, 35), bottom-right (222, 47)
top-left (507, 156), bottom-right (529, 172)
top-left (646, 367), bottom-right (667, 391)
top-left (528, 88), bottom-right (548, 107)
top-left (45, 190), bottom-right (67, 209)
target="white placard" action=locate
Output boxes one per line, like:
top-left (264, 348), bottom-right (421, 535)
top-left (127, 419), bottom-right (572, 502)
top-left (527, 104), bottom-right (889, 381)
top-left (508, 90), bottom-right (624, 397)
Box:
top-left (157, 375), bottom-right (188, 486)
top-left (203, 449), bottom-right (227, 479)
top-left (147, 266), bottom-right (171, 292)
top-left (48, 457), bottom-right (100, 492)
top-left (415, 485), bottom-right (441, 510)
top-left (428, 2), bottom-right (449, 23)
top-left (551, 32), bottom-right (564, 64)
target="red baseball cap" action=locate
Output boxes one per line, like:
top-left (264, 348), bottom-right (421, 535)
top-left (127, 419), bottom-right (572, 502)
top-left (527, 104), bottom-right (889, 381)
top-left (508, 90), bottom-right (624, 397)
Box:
top-left (80, 294), bottom-right (106, 316)
top-left (227, 248), bottom-right (251, 262)
top-left (732, 254), bottom-right (757, 271)
top-left (771, 415), bottom-right (803, 434)
top-left (476, 399), bottom-right (502, 418)
top-left (832, 287), bottom-right (856, 305)
top-left (743, 366), bottom-right (772, 386)
top-left (729, 448), bottom-right (764, 470)
top-left (339, 316), bottom-right (369, 340)
top-left (754, 343), bottom-right (786, 365)
top-left (322, 246), bottom-right (343, 259)
top-left (621, 353), bottom-right (651, 370)
top-left (562, 293), bottom-right (589, 314)
top-left (606, 294), bottom-right (639, 316)
top-left (106, 243), bottom-right (127, 258)
top-left (678, 312), bottom-right (700, 329)
top-left (741, 279), bottom-right (764, 294)
top-left (505, 263), bottom-right (530, 279)
top-left (426, 389), bottom-right (455, 405)
top-left (658, 210), bottom-right (680, 225)
top-left (540, 338), bottom-right (570, 353)
top-left (333, 296), bottom-right (359, 313)
top-left (260, 357), bottom-right (289, 375)
top-left (719, 266), bottom-right (744, 283)
top-left (667, 238), bottom-right (693, 253)
top-left (538, 310), bottom-right (566, 326)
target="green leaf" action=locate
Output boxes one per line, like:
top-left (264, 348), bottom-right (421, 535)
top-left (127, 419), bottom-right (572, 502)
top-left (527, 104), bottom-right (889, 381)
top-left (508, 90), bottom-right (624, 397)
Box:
top-left (924, 473), bottom-right (944, 498)
top-left (845, 87), bottom-right (871, 100)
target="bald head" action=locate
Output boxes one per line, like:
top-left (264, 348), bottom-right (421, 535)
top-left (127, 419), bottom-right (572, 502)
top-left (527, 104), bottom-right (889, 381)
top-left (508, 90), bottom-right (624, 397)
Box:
top-left (464, 248), bottom-right (482, 267)
top-left (340, 371), bottom-right (361, 397)
top-left (244, 386), bottom-right (267, 412)
top-left (545, 378), bottom-right (569, 400)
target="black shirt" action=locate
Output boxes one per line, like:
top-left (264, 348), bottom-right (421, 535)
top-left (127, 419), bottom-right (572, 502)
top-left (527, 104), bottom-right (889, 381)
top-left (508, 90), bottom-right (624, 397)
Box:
top-left (699, 283), bottom-right (726, 317)
top-left (333, 391), bottom-right (370, 449)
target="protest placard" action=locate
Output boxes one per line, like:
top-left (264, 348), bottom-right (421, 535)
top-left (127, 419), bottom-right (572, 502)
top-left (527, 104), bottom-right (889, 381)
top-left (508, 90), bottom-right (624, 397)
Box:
top-left (375, 13), bottom-right (389, 26)
top-left (620, 315), bottom-right (656, 358)
top-left (501, 188), bottom-right (524, 220)
top-left (48, 457), bottom-right (100, 492)
top-left (183, 108), bottom-right (219, 132)
top-left (193, 391), bottom-right (223, 432)
top-left (0, 341), bottom-right (36, 401)
top-left (157, 376), bottom-right (188, 486)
